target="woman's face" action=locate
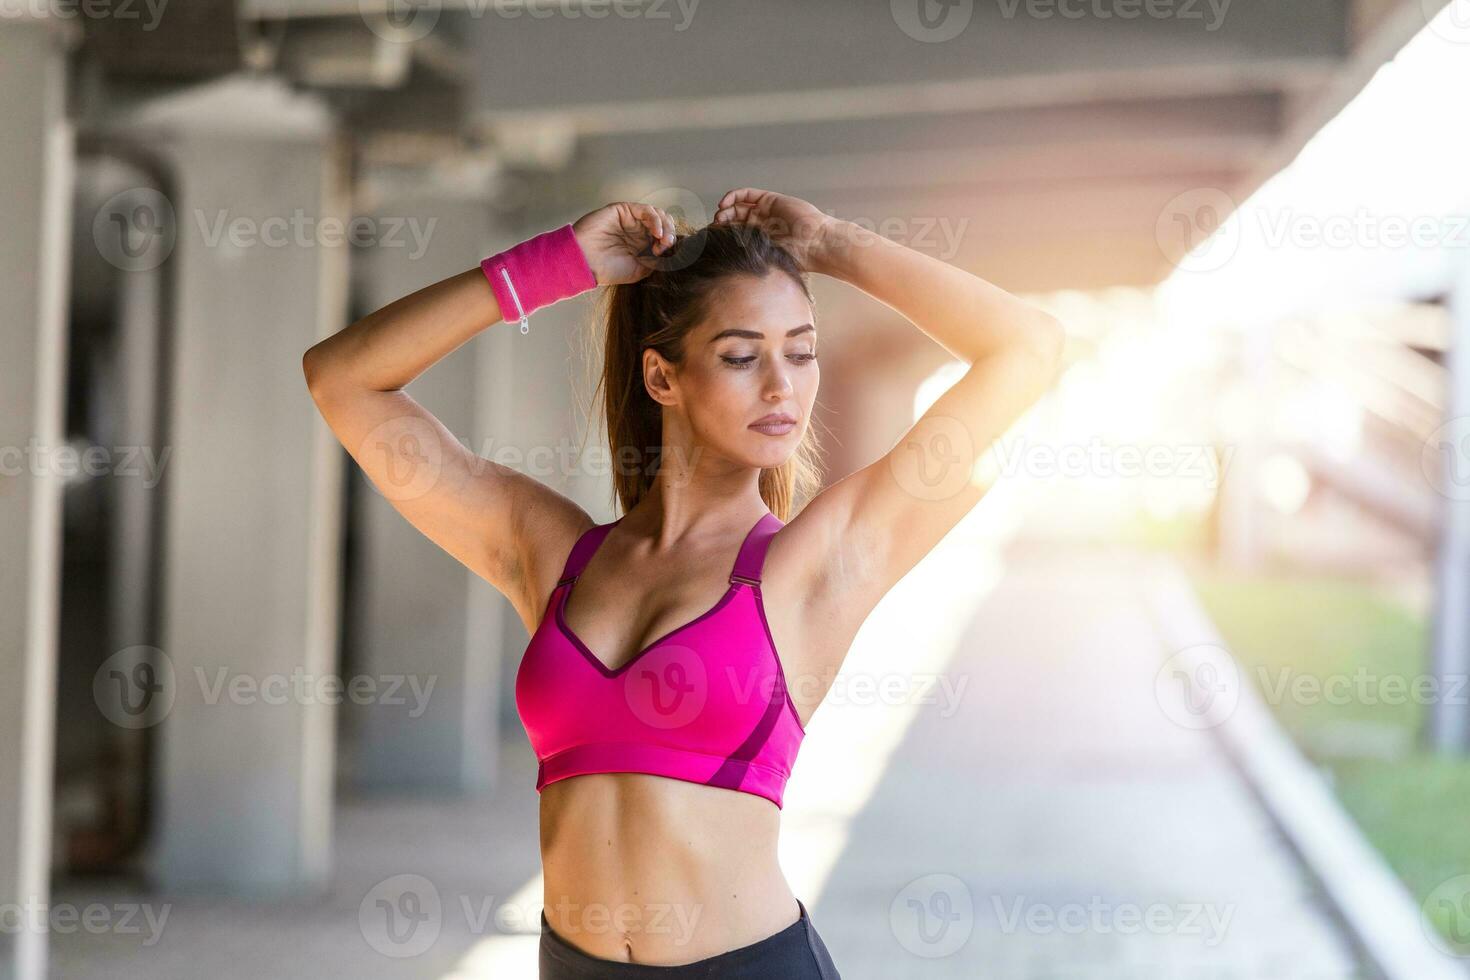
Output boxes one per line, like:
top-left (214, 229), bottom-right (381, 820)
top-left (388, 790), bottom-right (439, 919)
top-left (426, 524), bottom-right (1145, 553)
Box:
top-left (649, 271), bottom-right (819, 470)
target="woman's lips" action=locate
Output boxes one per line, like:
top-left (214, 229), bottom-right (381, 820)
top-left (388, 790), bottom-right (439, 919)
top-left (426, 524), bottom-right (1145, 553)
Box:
top-left (749, 416), bottom-right (797, 436)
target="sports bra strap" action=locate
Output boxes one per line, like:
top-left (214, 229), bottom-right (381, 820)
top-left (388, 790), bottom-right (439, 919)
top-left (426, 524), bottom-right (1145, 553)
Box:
top-left (558, 512), bottom-right (782, 588)
top-left (730, 512), bottom-right (783, 586)
top-left (556, 517), bottom-right (623, 586)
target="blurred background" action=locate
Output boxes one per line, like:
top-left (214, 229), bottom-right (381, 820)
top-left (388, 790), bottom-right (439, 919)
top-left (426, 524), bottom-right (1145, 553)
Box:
top-left (5, 0), bottom-right (1470, 977)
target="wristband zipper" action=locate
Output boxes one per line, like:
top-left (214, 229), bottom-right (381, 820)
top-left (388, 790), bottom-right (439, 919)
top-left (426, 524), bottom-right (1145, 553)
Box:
top-left (499, 266), bottom-right (530, 334)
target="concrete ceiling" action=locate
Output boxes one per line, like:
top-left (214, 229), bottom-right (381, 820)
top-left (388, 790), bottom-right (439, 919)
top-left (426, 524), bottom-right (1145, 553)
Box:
top-left (85, 0), bottom-right (1450, 294)
top-left (453, 0), bottom-right (1433, 294)
top-left (453, 0), bottom-right (1440, 292)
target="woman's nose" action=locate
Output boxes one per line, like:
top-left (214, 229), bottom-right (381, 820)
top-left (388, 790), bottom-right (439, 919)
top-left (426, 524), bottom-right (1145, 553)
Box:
top-left (763, 365), bottom-right (794, 398)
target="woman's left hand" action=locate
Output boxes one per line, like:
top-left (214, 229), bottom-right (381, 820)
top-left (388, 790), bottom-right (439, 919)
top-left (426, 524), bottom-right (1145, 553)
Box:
top-left (712, 188), bottom-right (838, 274)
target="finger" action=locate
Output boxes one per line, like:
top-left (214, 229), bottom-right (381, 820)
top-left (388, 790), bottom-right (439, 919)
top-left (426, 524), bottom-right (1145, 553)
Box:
top-left (716, 187), bottom-right (768, 213)
top-left (657, 209), bottom-right (676, 250)
top-left (717, 189), bottom-right (769, 225)
top-left (620, 201), bottom-right (649, 233)
top-left (715, 201), bottom-right (758, 226)
top-left (643, 208), bottom-right (663, 252)
top-left (629, 202), bottom-right (661, 243)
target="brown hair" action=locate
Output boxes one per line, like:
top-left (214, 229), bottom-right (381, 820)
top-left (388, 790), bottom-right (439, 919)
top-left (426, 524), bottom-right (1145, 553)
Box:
top-left (589, 220), bottom-right (824, 521)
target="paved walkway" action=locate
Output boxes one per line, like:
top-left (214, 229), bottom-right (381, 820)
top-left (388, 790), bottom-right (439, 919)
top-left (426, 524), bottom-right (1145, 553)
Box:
top-left (801, 538), bottom-right (1366, 978)
top-left (47, 530), bottom-right (1368, 978)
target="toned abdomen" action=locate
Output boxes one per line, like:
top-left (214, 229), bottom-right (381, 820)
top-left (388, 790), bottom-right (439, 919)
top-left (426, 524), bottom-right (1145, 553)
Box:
top-left (538, 772), bottom-right (800, 965)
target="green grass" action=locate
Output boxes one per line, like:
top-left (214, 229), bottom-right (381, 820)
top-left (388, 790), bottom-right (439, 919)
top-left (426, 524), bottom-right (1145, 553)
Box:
top-left (1192, 571), bottom-right (1470, 940)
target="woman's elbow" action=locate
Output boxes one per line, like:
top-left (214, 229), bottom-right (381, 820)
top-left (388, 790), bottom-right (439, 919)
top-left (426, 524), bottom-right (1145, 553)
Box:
top-left (1020, 313), bottom-right (1066, 381)
top-left (301, 345), bottom-right (321, 389)
top-left (302, 342), bottom-right (337, 398)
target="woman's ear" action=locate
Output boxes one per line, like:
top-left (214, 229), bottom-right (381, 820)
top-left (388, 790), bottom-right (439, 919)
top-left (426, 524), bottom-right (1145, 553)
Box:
top-left (643, 348), bottom-right (677, 407)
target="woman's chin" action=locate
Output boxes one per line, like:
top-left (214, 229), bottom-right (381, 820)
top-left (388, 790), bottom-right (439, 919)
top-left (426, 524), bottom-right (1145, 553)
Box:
top-left (742, 444), bottom-right (796, 469)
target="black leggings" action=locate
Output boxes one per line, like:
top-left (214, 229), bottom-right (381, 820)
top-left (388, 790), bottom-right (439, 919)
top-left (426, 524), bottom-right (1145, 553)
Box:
top-left (539, 899), bottom-right (842, 979)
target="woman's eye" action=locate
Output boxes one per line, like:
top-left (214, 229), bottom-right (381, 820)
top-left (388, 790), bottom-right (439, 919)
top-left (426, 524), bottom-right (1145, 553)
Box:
top-left (720, 352), bottom-right (816, 368)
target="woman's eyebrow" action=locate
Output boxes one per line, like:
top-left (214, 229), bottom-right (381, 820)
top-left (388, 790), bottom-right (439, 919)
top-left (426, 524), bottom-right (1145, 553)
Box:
top-left (708, 323), bottom-right (815, 343)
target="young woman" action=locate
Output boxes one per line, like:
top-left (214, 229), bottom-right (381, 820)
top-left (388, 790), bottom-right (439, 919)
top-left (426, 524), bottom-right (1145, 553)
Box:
top-left (302, 189), bottom-right (1064, 978)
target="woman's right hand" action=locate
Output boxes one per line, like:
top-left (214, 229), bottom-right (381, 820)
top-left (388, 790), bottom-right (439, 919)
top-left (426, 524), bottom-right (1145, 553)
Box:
top-left (571, 202), bottom-right (680, 286)
top-left (712, 187), bottom-right (839, 273)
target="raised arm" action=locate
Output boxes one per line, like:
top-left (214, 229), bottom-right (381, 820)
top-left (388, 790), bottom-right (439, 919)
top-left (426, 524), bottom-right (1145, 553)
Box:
top-left (712, 189), bottom-right (1065, 672)
top-left (301, 203), bottom-right (679, 632)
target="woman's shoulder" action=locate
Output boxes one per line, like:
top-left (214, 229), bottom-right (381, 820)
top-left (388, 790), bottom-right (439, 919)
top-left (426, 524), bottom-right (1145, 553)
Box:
top-left (510, 489), bottom-right (599, 631)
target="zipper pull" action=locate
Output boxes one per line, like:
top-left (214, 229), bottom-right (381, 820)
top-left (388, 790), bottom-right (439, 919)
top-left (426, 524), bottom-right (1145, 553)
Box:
top-left (499, 266), bottom-right (530, 334)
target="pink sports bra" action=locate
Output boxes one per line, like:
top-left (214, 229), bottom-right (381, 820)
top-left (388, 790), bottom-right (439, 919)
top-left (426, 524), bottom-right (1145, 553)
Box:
top-left (515, 511), bottom-right (806, 808)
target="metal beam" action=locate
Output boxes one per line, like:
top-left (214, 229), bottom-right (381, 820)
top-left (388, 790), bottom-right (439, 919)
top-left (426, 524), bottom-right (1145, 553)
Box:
top-left (474, 61), bottom-right (1336, 139)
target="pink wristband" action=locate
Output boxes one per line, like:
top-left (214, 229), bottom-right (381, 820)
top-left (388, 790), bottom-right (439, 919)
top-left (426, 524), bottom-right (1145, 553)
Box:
top-left (480, 223), bottom-right (598, 334)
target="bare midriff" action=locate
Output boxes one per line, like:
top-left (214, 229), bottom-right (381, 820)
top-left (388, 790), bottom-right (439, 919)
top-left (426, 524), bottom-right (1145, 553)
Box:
top-left (539, 771), bottom-right (801, 965)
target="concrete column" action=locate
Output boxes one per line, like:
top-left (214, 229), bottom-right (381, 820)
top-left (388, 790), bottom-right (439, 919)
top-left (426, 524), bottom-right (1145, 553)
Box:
top-left (99, 76), bottom-right (347, 892)
top-left (1430, 262), bottom-right (1470, 751)
top-left (346, 195), bottom-right (504, 794)
top-left (0, 18), bottom-right (72, 980)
